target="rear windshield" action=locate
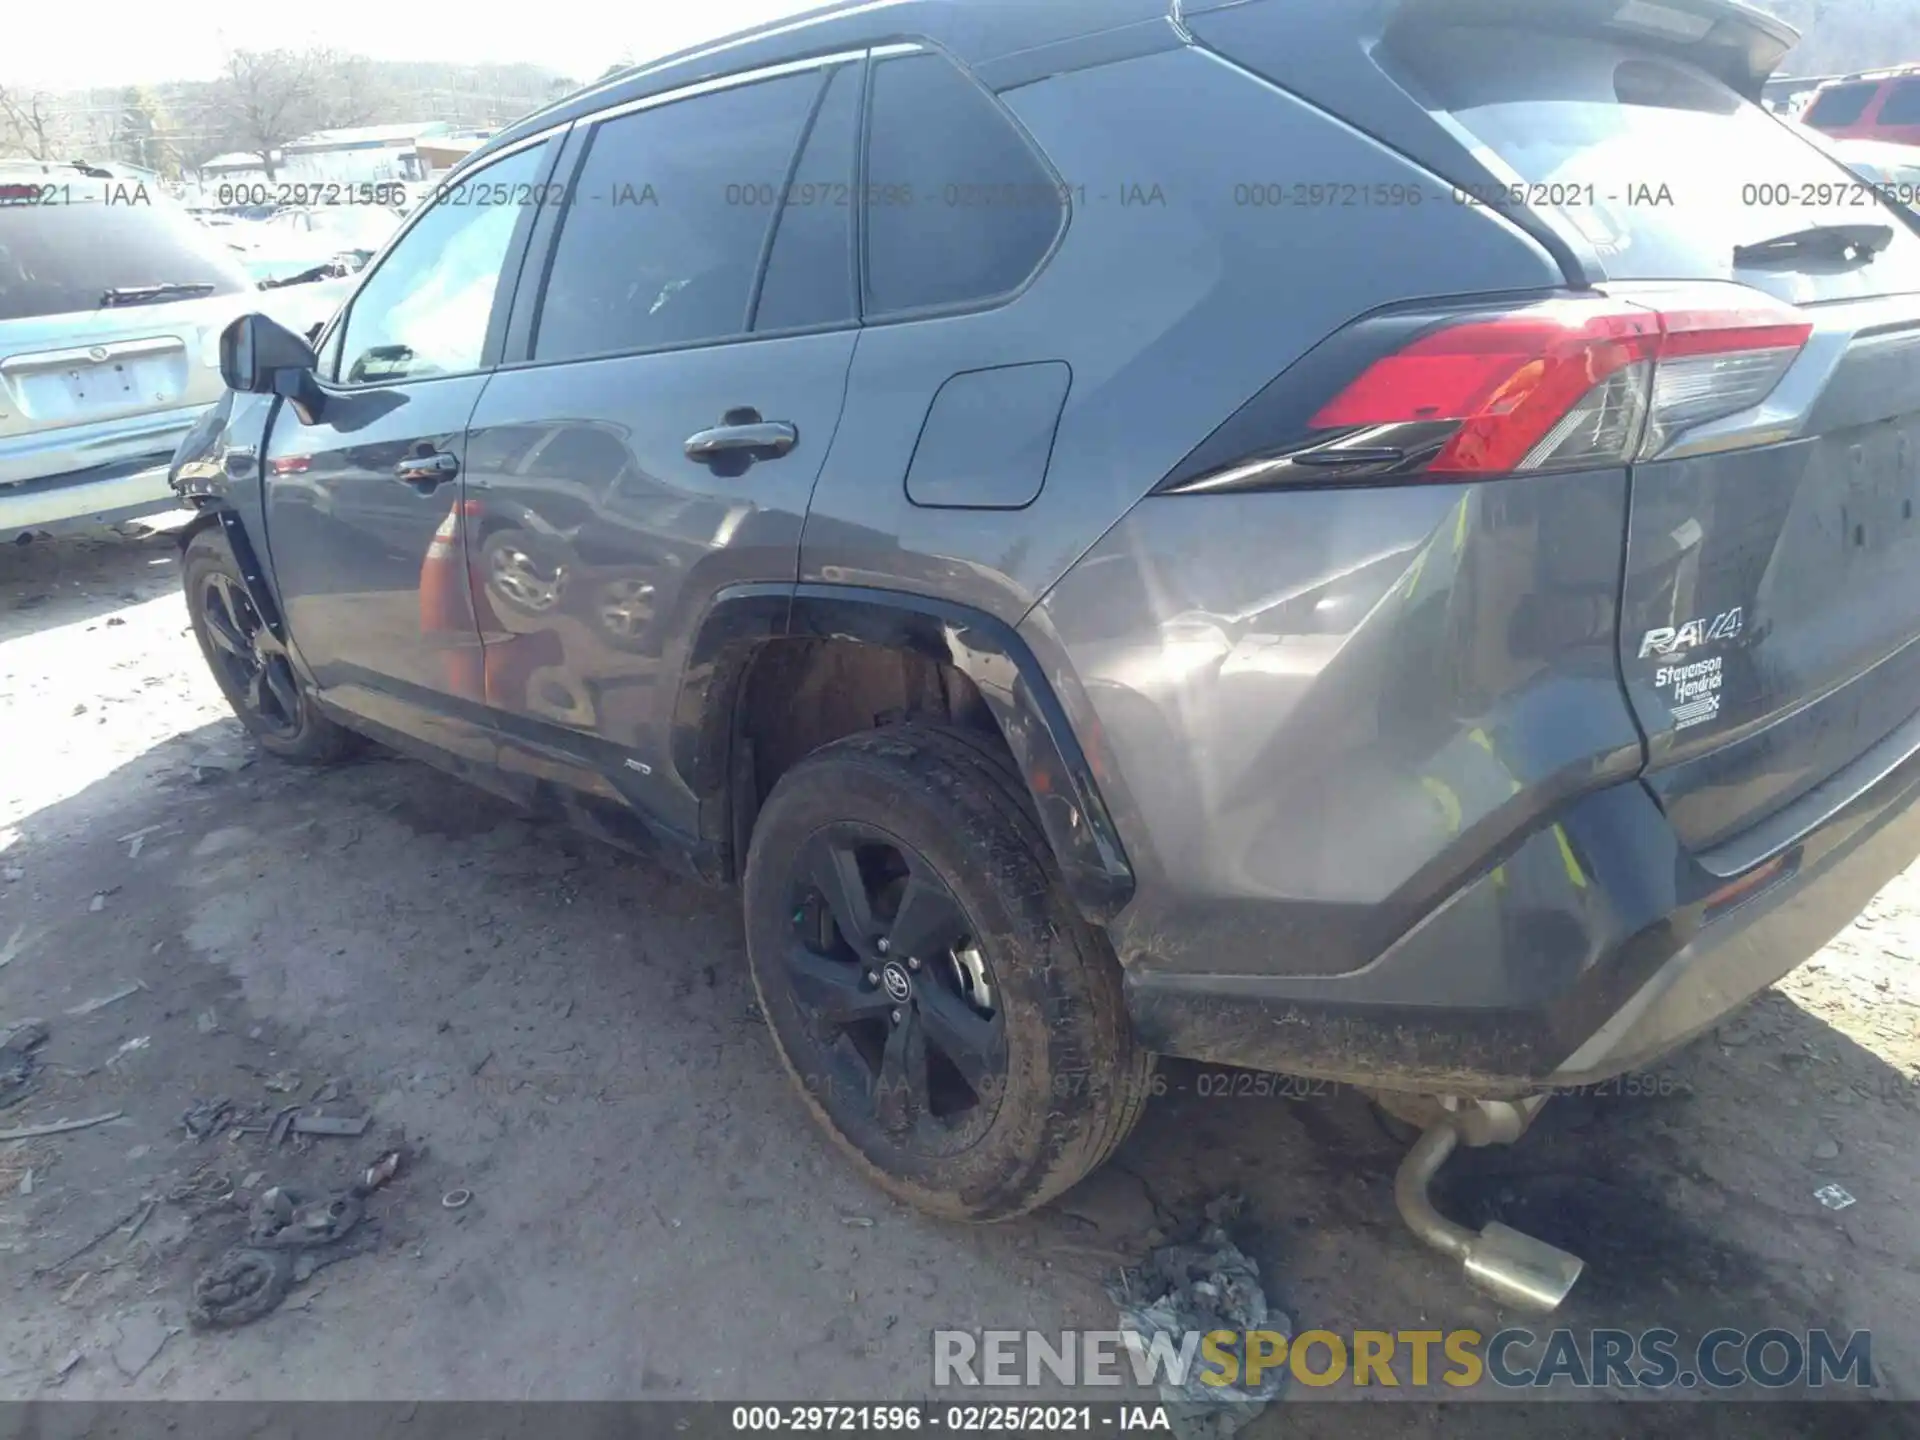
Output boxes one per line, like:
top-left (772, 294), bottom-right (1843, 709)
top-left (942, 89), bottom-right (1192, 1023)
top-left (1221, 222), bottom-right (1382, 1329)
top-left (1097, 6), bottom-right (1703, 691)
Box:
top-left (1805, 81), bottom-right (1880, 129)
top-left (0, 181), bottom-right (254, 321)
top-left (1390, 30), bottom-right (1920, 303)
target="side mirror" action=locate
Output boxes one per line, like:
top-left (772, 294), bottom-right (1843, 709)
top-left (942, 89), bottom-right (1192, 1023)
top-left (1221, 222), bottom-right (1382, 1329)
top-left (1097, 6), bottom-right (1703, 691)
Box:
top-left (219, 313), bottom-right (326, 424)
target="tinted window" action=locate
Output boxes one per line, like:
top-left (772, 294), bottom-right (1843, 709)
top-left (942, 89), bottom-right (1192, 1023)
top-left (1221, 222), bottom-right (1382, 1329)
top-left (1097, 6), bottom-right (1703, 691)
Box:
top-left (1393, 31), bottom-right (1920, 303)
top-left (535, 73), bottom-right (821, 362)
top-left (1878, 78), bottom-right (1920, 126)
top-left (864, 53), bottom-right (1062, 315)
top-left (0, 180), bottom-right (252, 322)
top-left (753, 64), bottom-right (860, 333)
top-left (1805, 81), bottom-right (1879, 128)
top-left (336, 143), bottom-right (546, 385)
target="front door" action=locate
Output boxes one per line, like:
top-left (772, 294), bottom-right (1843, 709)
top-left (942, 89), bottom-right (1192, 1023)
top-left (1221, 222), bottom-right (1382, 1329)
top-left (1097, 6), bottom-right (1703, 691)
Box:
top-left (463, 59), bottom-right (865, 839)
top-left (263, 138), bottom-right (553, 758)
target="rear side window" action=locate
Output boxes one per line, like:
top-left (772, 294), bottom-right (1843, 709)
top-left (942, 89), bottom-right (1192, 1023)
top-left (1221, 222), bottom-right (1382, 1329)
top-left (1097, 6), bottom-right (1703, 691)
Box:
top-left (1805, 82), bottom-right (1880, 129)
top-left (1877, 78), bottom-right (1920, 126)
top-left (1390, 31), bottom-right (1920, 302)
top-left (534, 72), bottom-right (822, 362)
top-left (753, 63), bottom-right (861, 333)
top-left (0, 183), bottom-right (253, 322)
top-left (864, 53), bottom-right (1063, 315)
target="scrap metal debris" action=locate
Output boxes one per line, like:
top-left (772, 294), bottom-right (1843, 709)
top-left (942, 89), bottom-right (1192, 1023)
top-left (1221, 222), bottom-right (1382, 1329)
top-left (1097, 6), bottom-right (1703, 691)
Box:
top-left (0, 1110), bottom-right (122, 1142)
top-left (1107, 1196), bottom-right (1288, 1436)
top-left (191, 1177), bottom-right (382, 1329)
top-left (39, 1197), bottom-right (151, 1275)
top-left (0, 1019), bottom-right (49, 1108)
top-left (361, 1151), bottom-right (402, 1193)
top-left (67, 982), bottom-right (145, 1016)
top-left (266, 1104), bottom-right (300, 1149)
top-left (190, 1248), bottom-right (294, 1329)
top-left (291, 1106), bottom-right (371, 1138)
top-left (1816, 1184), bottom-right (1858, 1211)
top-left (181, 1097), bottom-right (235, 1141)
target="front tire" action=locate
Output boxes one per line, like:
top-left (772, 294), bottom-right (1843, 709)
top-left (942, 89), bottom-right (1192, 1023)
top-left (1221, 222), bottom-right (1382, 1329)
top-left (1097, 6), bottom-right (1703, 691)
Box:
top-left (183, 529), bottom-right (359, 766)
top-left (743, 724), bottom-right (1153, 1221)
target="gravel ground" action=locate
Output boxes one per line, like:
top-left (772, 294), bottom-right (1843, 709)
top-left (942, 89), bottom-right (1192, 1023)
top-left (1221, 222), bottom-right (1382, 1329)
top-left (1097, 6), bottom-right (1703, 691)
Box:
top-left (1, 525), bottom-right (1917, 1433)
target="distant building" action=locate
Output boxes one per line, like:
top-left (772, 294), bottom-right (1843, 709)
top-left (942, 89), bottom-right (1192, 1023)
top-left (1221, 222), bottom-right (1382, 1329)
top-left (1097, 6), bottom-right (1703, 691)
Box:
top-left (414, 131), bottom-right (493, 178)
top-left (282, 122), bottom-right (453, 184)
top-left (191, 124), bottom-right (454, 188)
top-left (197, 149), bottom-right (282, 180)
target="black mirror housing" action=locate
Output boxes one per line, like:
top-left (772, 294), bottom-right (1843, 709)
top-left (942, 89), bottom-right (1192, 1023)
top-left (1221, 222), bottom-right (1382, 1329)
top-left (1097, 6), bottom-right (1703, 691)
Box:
top-left (218, 313), bottom-right (326, 423)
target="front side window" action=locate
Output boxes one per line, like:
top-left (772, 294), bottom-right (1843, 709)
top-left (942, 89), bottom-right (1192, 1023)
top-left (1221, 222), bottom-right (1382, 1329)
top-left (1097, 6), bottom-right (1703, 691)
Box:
top-left (335, 141), bottom-right (546, 385)
top-left (533, 72), bottom-right (823, 362)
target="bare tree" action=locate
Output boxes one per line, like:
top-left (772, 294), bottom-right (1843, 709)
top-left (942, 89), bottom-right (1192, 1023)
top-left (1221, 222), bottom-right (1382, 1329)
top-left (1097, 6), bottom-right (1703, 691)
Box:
top-left (202, 48), bottom-right (397, 177)
top-left (0, 85), bottom-right (62, 160)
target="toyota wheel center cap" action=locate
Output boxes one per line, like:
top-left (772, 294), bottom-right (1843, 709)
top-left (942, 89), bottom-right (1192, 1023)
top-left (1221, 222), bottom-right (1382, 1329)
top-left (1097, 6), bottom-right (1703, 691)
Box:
top-left (881, 961), bottom-right (913, 1003)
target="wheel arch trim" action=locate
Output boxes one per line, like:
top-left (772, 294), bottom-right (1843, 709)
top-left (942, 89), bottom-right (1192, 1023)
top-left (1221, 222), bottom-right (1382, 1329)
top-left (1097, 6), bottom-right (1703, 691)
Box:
top-left (674, 583), bottom-right (1135, 922)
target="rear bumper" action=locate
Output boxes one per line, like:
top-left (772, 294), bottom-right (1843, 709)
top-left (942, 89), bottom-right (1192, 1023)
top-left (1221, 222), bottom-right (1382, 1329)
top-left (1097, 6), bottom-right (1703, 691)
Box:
top-left (0, 455), bottom-right (181, 536)
top-left (1125, 705), bottom-right (1920, 1095)
top-left (0, 403), bottom-right (206, 490)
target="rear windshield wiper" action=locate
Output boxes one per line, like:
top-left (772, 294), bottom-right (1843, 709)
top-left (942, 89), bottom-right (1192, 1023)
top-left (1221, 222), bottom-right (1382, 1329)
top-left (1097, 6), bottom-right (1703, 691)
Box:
top-left (1733, 224), bottom-right (1894, 268)
top-left (98, 281), bottom-right (217, 309)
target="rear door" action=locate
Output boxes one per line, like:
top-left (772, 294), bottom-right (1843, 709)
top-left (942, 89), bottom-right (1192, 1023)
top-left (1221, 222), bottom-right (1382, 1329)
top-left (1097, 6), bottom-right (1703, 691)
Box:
top-left (465, 55), bottom-right (863, 838)
top-left (1384, 16), bottom-right (1920, 852)
top-left (262, 136), bottom-right (553, 760)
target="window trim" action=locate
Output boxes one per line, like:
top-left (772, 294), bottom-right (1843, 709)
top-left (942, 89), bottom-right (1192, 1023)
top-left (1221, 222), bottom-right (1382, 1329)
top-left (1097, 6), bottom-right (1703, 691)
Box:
top-left (496, 36), bottom-right (1070, 378)
top-left (507, 49), bottom-right (871, 373)
top-left (318, 126), bottom-right (564, 389)
top-left (855, 45), bottom-right (1072, 326)
top-left (746, 59), bottom-right (858, 333)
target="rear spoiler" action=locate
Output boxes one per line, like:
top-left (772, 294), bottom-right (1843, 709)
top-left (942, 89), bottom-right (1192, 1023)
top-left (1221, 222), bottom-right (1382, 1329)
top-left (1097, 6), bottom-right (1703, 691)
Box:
top-left (1381, 0), bottom-right (1800, 100)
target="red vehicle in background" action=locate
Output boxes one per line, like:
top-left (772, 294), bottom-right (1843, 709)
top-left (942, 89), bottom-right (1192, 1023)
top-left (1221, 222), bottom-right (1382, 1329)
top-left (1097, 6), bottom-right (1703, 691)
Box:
top-left (1802, 65), bottom-right (1920, 146)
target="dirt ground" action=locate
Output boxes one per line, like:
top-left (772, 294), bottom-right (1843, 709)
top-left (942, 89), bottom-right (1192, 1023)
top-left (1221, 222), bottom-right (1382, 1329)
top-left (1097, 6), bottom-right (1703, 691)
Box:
top-left (2, 524), bottom-right (1918, 1432)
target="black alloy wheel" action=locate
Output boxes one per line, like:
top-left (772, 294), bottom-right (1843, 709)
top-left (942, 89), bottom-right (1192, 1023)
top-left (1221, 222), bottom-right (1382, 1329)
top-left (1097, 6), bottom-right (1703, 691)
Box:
top-left (198, 570), bottom-right (302, 738)
top-left (785, 824), bottom-right (1007, 1143)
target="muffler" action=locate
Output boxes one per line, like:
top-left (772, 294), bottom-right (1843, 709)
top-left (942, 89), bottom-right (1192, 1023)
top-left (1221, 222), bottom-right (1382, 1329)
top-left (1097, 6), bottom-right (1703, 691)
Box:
top-left (1392, 1121), bottom-right (1585, 1314)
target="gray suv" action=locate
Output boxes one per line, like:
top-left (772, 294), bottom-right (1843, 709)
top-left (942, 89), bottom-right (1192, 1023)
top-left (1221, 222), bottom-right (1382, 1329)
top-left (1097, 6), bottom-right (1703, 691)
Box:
top-left (169, 0), bottom-right (1920, 1311)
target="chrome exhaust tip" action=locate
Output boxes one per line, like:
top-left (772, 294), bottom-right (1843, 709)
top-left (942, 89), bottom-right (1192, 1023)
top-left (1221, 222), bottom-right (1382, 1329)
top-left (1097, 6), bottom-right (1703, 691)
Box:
top-left (1393, 1123), bottom-right (1585, 1314)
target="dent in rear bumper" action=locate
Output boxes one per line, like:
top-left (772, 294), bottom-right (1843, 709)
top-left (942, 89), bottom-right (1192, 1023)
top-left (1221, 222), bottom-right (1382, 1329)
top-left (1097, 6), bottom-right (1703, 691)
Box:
top-left (1126, 712), bottom-right (1920, 1094)
top-left (0, 404), bottom-right (205, 489)
top-left (0, 456), bottom-right (179, 534)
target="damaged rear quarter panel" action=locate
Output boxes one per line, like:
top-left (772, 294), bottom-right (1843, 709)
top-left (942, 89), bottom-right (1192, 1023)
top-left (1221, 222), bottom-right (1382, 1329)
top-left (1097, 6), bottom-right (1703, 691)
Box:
top-left (1033, 468), bottom-right (1645, 984)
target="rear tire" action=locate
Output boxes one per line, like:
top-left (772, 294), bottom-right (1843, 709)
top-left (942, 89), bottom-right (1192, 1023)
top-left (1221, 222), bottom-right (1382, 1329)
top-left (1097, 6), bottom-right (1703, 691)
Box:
top-left (743, 723), bottom-right (1154, 1221)
top-left (183, 529), bottom-right (360, 766)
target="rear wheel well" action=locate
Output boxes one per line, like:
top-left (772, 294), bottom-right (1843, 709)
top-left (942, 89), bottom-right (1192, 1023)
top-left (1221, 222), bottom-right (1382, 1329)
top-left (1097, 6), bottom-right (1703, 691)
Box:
top-left (731, 638), bottom-right (1013, 864)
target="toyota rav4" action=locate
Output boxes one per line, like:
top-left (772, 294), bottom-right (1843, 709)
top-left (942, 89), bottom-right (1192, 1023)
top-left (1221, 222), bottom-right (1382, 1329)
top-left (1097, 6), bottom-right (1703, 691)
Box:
top-left (169, 0), bottom-right (1920, 1312)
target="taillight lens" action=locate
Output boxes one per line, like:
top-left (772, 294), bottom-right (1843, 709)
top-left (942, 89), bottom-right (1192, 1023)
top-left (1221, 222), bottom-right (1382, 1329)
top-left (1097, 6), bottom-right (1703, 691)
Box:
top-left (1305, 287), bottom-right (1812, 477)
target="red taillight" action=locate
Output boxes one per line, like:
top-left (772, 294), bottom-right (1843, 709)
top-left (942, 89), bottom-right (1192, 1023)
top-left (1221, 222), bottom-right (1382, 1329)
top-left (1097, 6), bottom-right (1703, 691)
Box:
top-left (1306, 288), bottom-right (1813, 476)
top-left (268, 455), bottom-right (311, 475)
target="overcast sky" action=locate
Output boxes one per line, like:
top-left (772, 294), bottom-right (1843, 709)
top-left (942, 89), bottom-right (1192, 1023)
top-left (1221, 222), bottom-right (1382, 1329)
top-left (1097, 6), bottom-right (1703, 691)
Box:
top-left (3, 0), bottom-right (827, 89)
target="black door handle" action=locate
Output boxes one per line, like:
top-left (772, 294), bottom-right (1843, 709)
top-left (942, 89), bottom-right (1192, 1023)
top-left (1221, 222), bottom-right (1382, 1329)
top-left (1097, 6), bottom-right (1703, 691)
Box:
top-left (395, 450), bottom-right (459, 491)
top-left (684, 408), bottom-right (797, 466)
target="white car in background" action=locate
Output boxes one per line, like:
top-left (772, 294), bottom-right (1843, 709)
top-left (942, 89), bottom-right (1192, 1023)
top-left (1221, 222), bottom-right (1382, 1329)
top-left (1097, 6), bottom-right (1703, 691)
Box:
top-left (1, 163), bottom-right (349, 538)
top-left (1826, 136), bottom-right (1920, 215)
top-left (232, 204), bottom-right (405, 287)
